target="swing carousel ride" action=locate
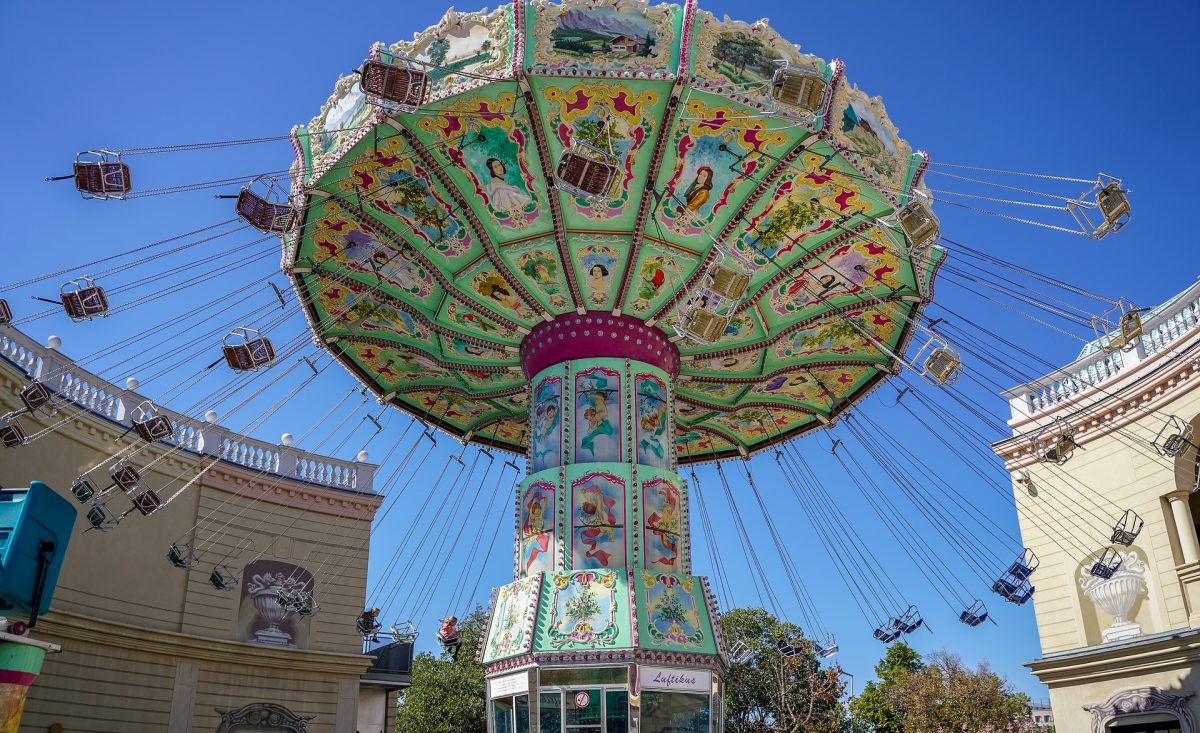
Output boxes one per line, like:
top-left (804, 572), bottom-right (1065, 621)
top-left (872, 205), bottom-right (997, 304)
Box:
top-left (1, 0), bottom-right (1141, 729)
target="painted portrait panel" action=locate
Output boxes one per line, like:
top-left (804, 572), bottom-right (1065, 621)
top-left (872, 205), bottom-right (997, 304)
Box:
top-left (635, 374), bottom-right (670, 470)
top-left (532, 377), bottom-right (564, 472)
top-left (574, 366), bottom-right (621, 462)
top-left (521, 481), bottom-right (556, 576)
top-left (571, 472), bottom-right (626, 570)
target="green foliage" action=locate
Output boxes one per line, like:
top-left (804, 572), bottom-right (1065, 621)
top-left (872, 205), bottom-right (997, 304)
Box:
top-left (757, 199), bottom-right (823, 249)
top-left (395, 607), bottom-right (488, 733)
top-left (385, 175), bottom-right (449, 240)
top-left (426, 38), bottom-right (450, 67)
top-left (720, 607), bottom-right (847, 733)
top-left (713, 32), bottom-right (776, 79)
top-left (848, 642), bottom-right (922, 733)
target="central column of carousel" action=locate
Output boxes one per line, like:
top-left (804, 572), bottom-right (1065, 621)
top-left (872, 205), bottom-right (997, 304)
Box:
top-left (481, 313), bottom-right (725, 733)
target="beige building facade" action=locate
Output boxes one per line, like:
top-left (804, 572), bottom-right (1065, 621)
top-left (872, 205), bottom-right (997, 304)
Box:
top-left (993, 280), bottom-right (1200, 732)
top-left (0, 325), bottom-right (403, 732)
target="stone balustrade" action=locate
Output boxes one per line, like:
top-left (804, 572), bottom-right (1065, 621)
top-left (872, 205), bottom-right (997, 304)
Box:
top-left (0, 325), bottom-right (376, 493)
top-left (1004, 279), bottom-right (1200, 420)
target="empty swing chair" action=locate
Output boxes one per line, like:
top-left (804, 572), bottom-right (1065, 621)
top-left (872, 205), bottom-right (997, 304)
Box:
top-left (892, 605), bottom-right (924, 635)
top-left (873, 620), bottom-right (902, 644)
top-left (1, 381), bottom-right (58, 449)
top-left (1091, 299), bottom-right (1144, 353)
top-left (959, 599), bottom-right (990, 627)
top-left (59, 276), bottom-right (110, 321)
top-left (68, 462), bottom-right (142, 506)
top-left (85, 503), bottom-right (121, 533)
top-left (359, 50), bottom-right (429, 113)
top-left (278, 587), bottom-right (318, 616)
top-left (554, 139), bottom-right (620, 203)
top-left (908, 329), bottom-right (963, 386)
top-left (129, 487), bottom-right (163, 516)
top-left (1110, 510), bottom-right (1144, 547)
top-left (221, 327), bottom-right (276, 371)
top-left (46, 150), bottom-right (132, 200)
top-left (390, 620), bottom-right (418, 644)
top-left (992, 548), bottom-right (1038, 605)
top-left (768, 60), bottom-right (831, 121)
top-left (129, 401), bottom-right (174, 442)
top-left (166, 543), bottom-right (199, 570)
top-left (0, 298), bottom-right (12, 325)
top-left (1068, 174), bottom-right (1131, 240)
top-left (209, 565), bottom-right (238, 591)
top-left (674, 247), bottom-right (750, 345)
top-left (815, 634), bottom-right (839, 659)
top-left (1088, 546), bottom-right (1124, 579)
top-left (1033, 417), bottom-right (1081, 465)
top-left (895, 197), bottom-right (940, 253)
top-left (1152, 416), bottom-right (1196, 458)
top-left (727, 640), bottom-right (754, 665)
top-left (230, 176), bottom-right (297, 234)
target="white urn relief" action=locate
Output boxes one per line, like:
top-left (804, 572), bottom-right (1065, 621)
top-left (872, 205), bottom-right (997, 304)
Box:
top-left (1080, 551), bottom-right (1148, 642)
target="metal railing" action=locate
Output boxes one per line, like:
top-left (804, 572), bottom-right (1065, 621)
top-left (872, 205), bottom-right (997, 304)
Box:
top-left (0, 325), bottom-right (375, 493)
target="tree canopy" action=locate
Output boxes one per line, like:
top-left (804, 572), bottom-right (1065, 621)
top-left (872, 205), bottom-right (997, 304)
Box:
top-left (720, 607), bottom-right (847, 733)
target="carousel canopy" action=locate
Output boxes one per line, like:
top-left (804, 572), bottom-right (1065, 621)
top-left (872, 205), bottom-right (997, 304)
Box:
top-left (285, 0), bottom-right (940, 463)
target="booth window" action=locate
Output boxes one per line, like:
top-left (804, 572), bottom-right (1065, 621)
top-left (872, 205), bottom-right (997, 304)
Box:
top-left (641, 691), bottom-right (710, 733)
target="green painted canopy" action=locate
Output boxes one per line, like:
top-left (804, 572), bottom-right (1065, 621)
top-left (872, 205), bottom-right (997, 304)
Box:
top-left (285, 0), bottom-right (941, 464)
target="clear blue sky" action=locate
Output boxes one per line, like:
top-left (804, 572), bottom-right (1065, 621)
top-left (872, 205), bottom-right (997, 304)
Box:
top-left (2, 0), bottom-right (1198, 702)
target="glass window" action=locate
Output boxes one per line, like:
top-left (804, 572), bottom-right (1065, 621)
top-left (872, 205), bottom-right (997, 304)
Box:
top-left (606, 690), bottom-right (629, 733)
top-left (641, 691), bottom-right (710, 733)
top-left (539, 667), bottom-right (627, 687)
top-left (540, 692), bottom-right (562, 733)
top-left (565, 688), bottom-right (601, 729)
top-left (515, 694), bottom-right (530, 733)
top-left (494, 696), bottom-right (514, 733)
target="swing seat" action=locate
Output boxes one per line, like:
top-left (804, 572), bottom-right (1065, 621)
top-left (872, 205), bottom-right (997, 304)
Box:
top-left (73, 157), bottom-right (132, 200)
top-left (110, 464), bottom-right (140, 492)
top-left (873, 626), bottom-right (902, 643)
top-left (361, 59), bottom-right (428, 110)
top-left (166, 543), bottom-right (197, 570)
top-left (681, 308), bottom-right (729, 344)
top-left (0, 298), bottom-right (11, 325)
top-left (0, 419), bottom-right (26, 449)
top-left (1097, 182), bottom-right (1131, 227)
top-left (1041, 436), bottom-right (1077, 464)
top-left (1118, 310), bottom-right (1143, 345)
top-left (1110, 510), bottom-right (1144, 547)
top-left (1161, 433), bottom-right (1192, 457)
top-left (554, 142), bottom-right (619, 202)
top-left (922, 347), bottom-right (962, 386)
top-left (85, 504), bottom-right (119, 532)
top-left (131, 489), bottom-right (162, 516)
top-left (70, 478), bottom-right (97, 503)
top-left (60, 279), bottom-right (110, 321)
top-left (134, 414), bottom-right (174, 442)
top-left (815, 640), bottom-right (838, 659)
top-left (727, 640), bottom-right (754, 664)
top-left (705, 263), bottom-right (750, 301)
top-left (1089, 547), bottom-right (1123, 579)
top-left (960, 601), bottom-right (989, 627)
top-left (19, 382), bottom-right (53, 413)
top-left (236, 189), bottom-right (296, 234)
top-left (898, 199), bottom-right (939, 250)
top-left (209, 565), bottom-right (238, 591)
top-left (770, 63), bottom-right (827, 115)
top-left (222, 334), bottom-right (275, 371)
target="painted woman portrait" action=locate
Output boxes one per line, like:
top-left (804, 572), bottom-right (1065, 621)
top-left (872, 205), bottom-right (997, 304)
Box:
top-left (587, 263), bottom-right (610, 293)
top-left (677, 166), bottom-right (714, 214)
top-left (484, 157), bottom-right (533, 214)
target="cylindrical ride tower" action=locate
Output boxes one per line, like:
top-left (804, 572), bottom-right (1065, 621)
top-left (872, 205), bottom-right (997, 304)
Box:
top-left (481, 314), bottom-right (724, 733)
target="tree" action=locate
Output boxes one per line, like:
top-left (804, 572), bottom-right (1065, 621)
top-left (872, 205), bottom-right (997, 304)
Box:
top-left (395, 607), bottom-right (488, 733)
top-left (890, 651), bottom-right (1030, 733)
top-left (721, 607), bottom-right (847, 733)
top-left (426, 38), bottom-right (450, 67)
top-left (849, 642), bottom-right (922, 733)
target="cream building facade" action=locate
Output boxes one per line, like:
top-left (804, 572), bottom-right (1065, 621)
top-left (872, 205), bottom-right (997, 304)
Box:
top-left (0, 325), bottom-right (405, 732)
top-left (993, 280), bottom-right (1200, 733)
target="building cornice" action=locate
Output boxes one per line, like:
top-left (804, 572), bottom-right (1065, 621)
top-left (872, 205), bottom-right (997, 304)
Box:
top-left (1027, 629), bottom-right (1200, 686)
top-left (992, 332), bottom-right (1200, 468)
top-left (35, 609), bottom-right (373, 676)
